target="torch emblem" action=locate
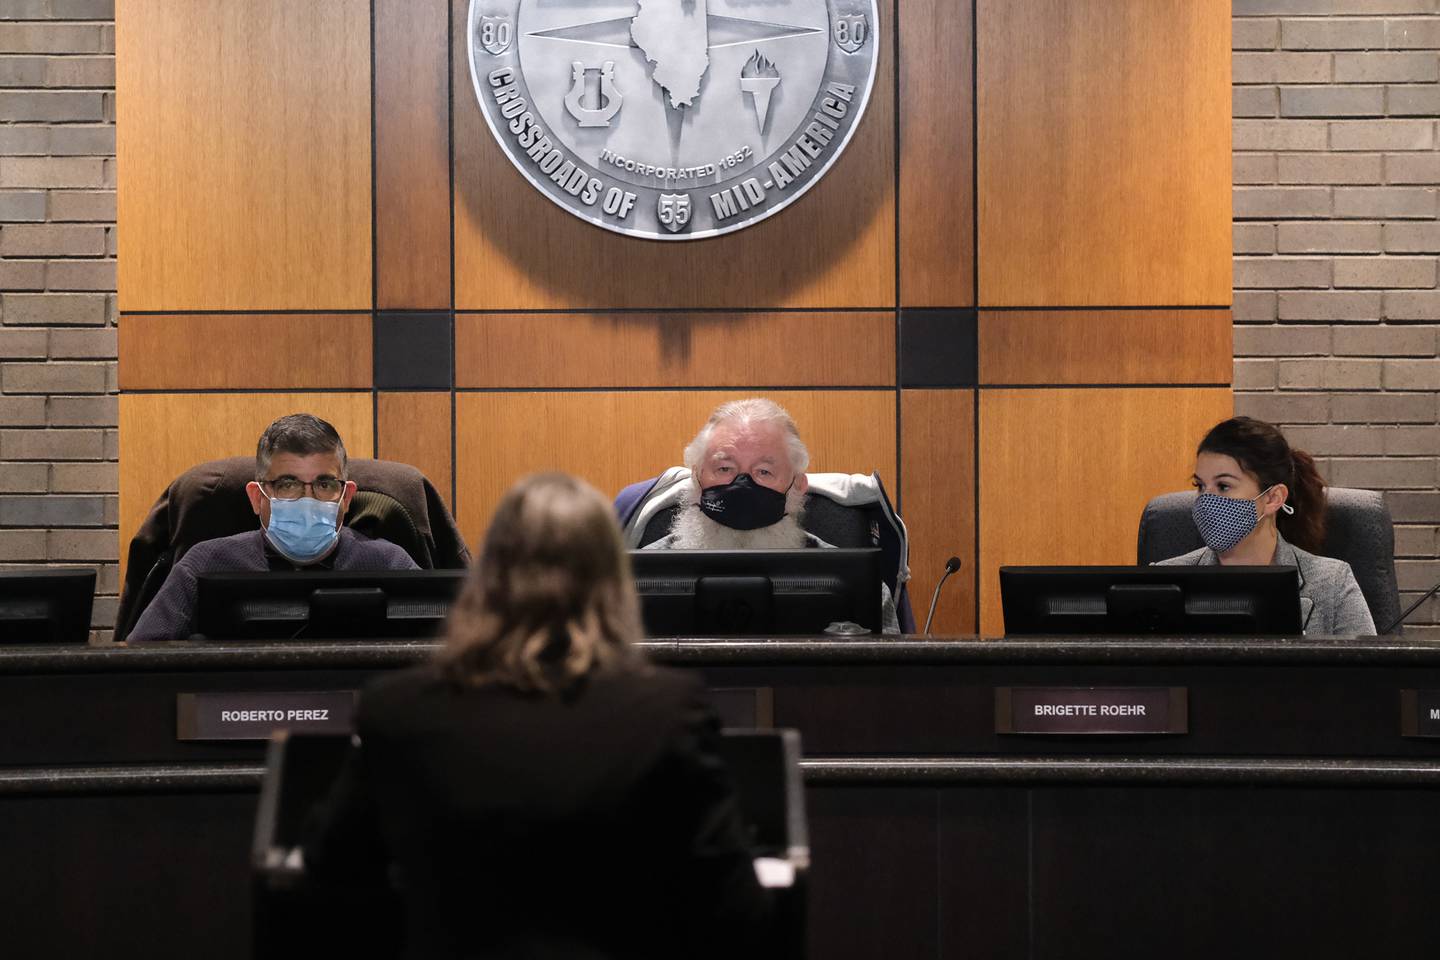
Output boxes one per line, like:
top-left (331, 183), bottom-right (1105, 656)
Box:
top-left (739, 50), bottom-right (781, 134)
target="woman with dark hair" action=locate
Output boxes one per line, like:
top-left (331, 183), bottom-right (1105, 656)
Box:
top-left (1157, 416), bottom-right (1375, 636)
top-left (305, 472), bottom-right (772, 959)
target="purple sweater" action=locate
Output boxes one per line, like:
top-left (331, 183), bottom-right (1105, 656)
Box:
top-left (129, 528), bottom-right (418, 641)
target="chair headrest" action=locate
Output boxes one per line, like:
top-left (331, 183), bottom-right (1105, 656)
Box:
top-left (799, 495), bottom-right (883, 549)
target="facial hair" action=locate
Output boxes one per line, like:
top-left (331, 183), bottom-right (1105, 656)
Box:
top-left (667, 480), bottom-right (809, 549)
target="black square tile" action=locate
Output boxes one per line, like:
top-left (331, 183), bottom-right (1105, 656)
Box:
top-left (373, 312), bottom-right (452, 390)
top-left (900, 308), bottom-right (977, 388)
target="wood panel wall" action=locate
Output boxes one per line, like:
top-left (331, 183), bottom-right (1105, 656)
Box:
top-left (116, 0), bottom-right (372, 311)
top-left (117, 0), bottom-right (1232, 633)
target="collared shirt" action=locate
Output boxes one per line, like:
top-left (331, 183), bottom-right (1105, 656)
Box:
top-left (129, 528), bottom-right (418, 641)
top-left (1155, 532), bottom-right (1376, 637)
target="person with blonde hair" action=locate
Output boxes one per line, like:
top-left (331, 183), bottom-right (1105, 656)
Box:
top-left (438, 469), bottom-right (646, 691)
top-left (305, 472), bottom-right (772, 959)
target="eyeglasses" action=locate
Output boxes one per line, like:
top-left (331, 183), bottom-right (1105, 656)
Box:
top-left (260, 477), bottom-right (346, 502)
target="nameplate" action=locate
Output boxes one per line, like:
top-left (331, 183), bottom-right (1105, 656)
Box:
top-left (176, 691), bottom-right (356, 741)
top-left (995, 686), bottom-right (1188, 735)
top-left (1399, 689), bottom-right (1440, 738)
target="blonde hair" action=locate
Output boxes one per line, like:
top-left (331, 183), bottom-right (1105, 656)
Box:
top-left (683, 397), bottom-right (809, 474)
top-left (439, 472), bottom-right (643, 693)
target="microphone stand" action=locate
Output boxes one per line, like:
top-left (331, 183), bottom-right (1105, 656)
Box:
top-left (923, 557), bottom-right (963, 635)
top-left (1381, 577), bottom-right (1440, 636)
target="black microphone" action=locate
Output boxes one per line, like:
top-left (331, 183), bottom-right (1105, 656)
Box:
top-left (923, 556), bottom-right (963, 635)
top-left (1381, 577), bottom-right (1440, 636)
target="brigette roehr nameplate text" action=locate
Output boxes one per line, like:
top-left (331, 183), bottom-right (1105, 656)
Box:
top-left (176, 691), bottom-right (357, 741)
top-left (995, 687), bottom-right (1189, 735)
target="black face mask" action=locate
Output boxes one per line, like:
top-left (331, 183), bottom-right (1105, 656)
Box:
top-left (698, 473), bottom-right (789, 531)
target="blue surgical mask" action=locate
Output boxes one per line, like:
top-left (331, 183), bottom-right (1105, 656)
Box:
top-left (1192, 486), bottom-right (1292, 554)
top-left (263, 495), bottom-right (342, 564)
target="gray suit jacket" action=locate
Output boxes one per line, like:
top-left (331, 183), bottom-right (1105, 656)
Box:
top-left (1156, 533), bottom-right (1376, 637)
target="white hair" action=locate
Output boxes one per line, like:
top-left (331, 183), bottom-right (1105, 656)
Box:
top-left (682, 398), bottom-right (810, 475)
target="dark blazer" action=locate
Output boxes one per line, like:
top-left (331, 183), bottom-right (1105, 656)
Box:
top-left (305, 660), bottom-right (773, 960)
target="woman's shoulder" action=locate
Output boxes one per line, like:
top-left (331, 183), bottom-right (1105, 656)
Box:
top-left (1286, 542), bottom-right (1376, 635)
top-left (1289, 543), bottom-right (1360, 586)
top-left (562, 662), bottom-right (714, 741)
top-left (1153, 546), bottom-right (1210, 566)
top-left (359, 658), bottom-right (701, 713)
top-left (590, 660), bottom-right (706, 705)
top-left (357, 662), bottom-right (452, 721)
top-left (364, 660), bottom-right (442, 694)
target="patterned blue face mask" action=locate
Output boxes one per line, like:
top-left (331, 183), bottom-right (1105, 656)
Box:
top-left (1192, 486), bottom-right (1293, 554)
top-left (263, 495), bottom-right (342, 564)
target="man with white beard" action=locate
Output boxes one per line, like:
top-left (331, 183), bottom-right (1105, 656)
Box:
top-left (632, 398), bottom-right (902, 632)
top-left (652, 398), bottom-right (816, 551)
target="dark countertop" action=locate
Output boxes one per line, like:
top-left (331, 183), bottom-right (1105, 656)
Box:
top-left (2, 633), bottom-right (1439, 673)
top-left (11, 755), bottom-right (1440, 795)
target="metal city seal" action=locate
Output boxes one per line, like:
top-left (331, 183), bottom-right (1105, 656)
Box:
top-left (467, 0), bottom-right (878, 241)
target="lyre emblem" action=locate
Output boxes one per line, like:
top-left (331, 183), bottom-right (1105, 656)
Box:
top-left (564, 61), bottom-right (623, 128)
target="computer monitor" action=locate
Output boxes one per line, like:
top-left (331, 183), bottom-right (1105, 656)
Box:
top-left (194, 570), bottom-right (467, 640)
top-left (1000, 565), bottom-right (1304, 636)
top-left (629, 548), bottom-right (882, 636)
top-left (0, 568), bottom-right (95, 643)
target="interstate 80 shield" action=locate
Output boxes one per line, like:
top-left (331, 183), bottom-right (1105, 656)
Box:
top-left (467, 0), bottom-right (879, 241)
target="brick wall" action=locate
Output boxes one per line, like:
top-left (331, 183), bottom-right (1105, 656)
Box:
top-left (1234, 0), bottom-right (1440, 638)
top-left (1, 2), bottom-right (1436, 641)
top-left (0, 2), bottom-right (117, 641)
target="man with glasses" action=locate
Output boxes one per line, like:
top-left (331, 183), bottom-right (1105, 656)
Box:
top-left (129, 413), bottom-right (418, 640)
